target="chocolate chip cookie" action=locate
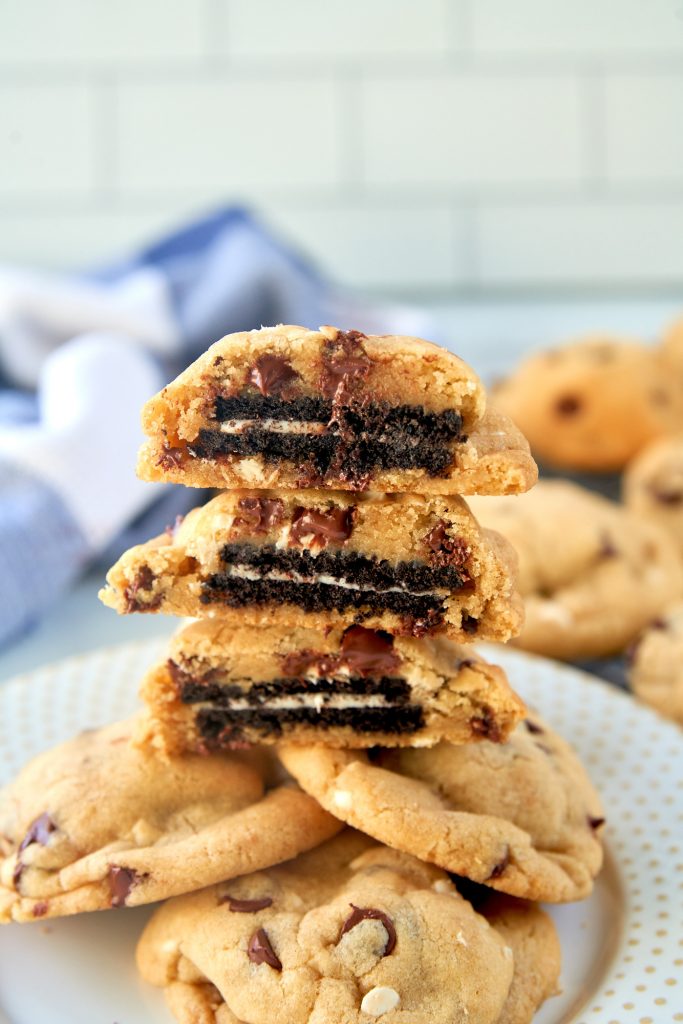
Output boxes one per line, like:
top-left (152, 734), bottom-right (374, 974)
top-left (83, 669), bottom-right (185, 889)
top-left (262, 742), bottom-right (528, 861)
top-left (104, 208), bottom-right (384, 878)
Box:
top-left (493, 334), bottom-right (678, 471)
top-left (624, 432), bottom-right (683, 557)
top-left (469, 479), bottom-right (683, 660)
top-left (628, 605), bottom-right (683, 724)
top-left (136, 830), bottom-right (560, 1024)
top-left (99, 489), bottom-right (523, 643)
top-left (0, 719), bottom-right (340, 922)
top-left (137, 619), bottom-right (525, 753)
top-left (137, 324), bottom-right (537, 494)
top-left (279, 711), bottom-right (604, 903)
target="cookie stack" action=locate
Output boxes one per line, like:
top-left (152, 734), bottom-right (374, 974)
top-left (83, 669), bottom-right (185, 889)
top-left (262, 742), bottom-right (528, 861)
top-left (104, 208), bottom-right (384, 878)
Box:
top-left (0, 326), bottom-right (606, 1024)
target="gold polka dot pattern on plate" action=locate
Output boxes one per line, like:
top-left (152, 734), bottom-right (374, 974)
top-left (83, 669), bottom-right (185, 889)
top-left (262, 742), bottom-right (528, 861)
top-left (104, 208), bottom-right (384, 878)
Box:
top-left (483, 645), bottom-right (683, 1024)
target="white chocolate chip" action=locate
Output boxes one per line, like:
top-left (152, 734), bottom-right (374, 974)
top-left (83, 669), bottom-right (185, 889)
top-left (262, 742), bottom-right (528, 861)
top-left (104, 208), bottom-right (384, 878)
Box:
top-left (536, 600), bottom-right (574, 626)
top-left (361, 986), bottom-right (400, 1016)
top-left (456, 930), bottom-right (468, 947)
top-left (333, 789), bottom-right (353, 809)
top-left (432, 879), bottom-right (452, 894)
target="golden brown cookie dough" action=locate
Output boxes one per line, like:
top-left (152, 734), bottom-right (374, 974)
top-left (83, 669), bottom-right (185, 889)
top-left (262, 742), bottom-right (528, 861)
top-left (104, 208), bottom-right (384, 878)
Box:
top-left (137, 324), bottom-right (537, 495)
top-left (136, 619), bottom-right (525, 753)
top-left (279, 711), bottom-right (604, 904)
top-left (481, 892), bottom-right (561, 1024)
top-left (136, 830), bottom-right (560, 1024)
top-left (469, 480), bottom-right (683, 660)
top-left (0, 719), bottom-right (340, 923)
top-left (624, 433), bottom-right (683, 557)
top-left (628, 604), bottom-right (683, 724)
top-left (493, 334), bottom-right (678, 472)
top-left (99, 489), bottom-right (523, 643)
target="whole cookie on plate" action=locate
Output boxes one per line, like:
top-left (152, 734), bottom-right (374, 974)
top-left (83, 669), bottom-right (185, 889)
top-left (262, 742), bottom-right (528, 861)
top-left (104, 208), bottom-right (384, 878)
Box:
top-left (477, 891), bottom-right (561, 1024)
top-left (469, 480), bottom-right (683, 660)
top-left (136, 830), bottom-right (560, 1024)
top-left (279, 711), bottom-right (604, 903)
top-left (624, 433), bottom-right (683, 557)
top-left (628, 604), bottom-right (683, 724)
top-left (100, 489), bottom-right (522, 644)
top-left (136, 324), bottom-right (537, 495)
top-left (493, 334), bottom-right (677, 471)
top-left (0, 718), bottom-right (340, 923)
top-left (137, 619), bottom-right (526, 753)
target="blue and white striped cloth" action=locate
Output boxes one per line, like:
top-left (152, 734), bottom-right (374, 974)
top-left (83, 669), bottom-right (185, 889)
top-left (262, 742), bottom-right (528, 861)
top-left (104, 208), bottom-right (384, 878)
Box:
top-left (0, 207), bottom-right (434, 647)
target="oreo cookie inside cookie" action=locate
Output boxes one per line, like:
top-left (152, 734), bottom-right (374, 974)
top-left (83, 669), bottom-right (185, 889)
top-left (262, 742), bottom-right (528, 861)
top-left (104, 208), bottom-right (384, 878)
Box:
top-left (189, 333), bottom-right (465, 483)
top-left (170, 627), bottom-right (426, 746)
top-left (199, 543), bottom-right (472, 633)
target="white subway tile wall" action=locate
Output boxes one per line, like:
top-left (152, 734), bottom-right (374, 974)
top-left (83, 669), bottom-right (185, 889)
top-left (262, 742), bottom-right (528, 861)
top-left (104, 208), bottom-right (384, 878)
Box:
top-left (1, 0), bottom-right (682, 292)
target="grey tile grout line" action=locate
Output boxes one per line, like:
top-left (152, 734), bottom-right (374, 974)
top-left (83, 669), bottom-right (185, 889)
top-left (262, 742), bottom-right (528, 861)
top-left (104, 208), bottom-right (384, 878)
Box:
top-left (578, 64), bottom-right (608, 197)
top-left (90, 71), bottom-right (119, 206)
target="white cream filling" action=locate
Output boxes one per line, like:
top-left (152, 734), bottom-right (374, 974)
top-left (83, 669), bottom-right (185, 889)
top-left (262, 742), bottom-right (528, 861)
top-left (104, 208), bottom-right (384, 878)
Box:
top-left (212, 693), bottom-right (398, 712)
top-left (227, 564), bottom-right (445, 598)
top-left (219, 418), bottom-right (327, 435)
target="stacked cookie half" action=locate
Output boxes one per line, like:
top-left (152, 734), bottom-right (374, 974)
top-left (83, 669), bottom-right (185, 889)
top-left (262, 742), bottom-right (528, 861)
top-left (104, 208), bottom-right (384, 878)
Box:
top-left (0, 326), bottom-right (606, 1024)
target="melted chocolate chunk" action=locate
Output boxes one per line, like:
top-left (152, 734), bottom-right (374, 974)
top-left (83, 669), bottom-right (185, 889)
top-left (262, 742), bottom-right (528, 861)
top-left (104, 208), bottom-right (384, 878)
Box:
top-left (411, 607), bottom-right (447, 638)
top-left (598, 532), bottom-right (619, 559)
top-left (487, 847), bottom-right (510, 880)
top-left (123, 566), bottom-right (161, 614)
top-left (248, 928), bottom-right (282, 970)
top-left (524, 719), bottom-right (544, 735)
top-left (108, 866), bottom-right (145, 908)
top-left (424, 520), bottom-right (472, 573)
top-left (587, 816), bottom-right (605, 830)
top-left (339, 626), bottom-right (402, 677)
top-left (280, 629), bottom-right (401, 680)
top-left (32, 901), bottom-right (49, 918)
top-left (248, 354), bottom-right (299, 397)
top-left (234, 497), bottom-right (285, 534)
top-left (221, 894), bottom-right (273, 913)
top-left (18, 812), bottom-right (57, 855)
top-left (469, 708), bottom-right (502, 743)
top-left (555, 394), bottom-right (582, 416)
top-left (13, 812), bottom-right (57, 888)
top-left (340, 904), bottom-right (397, 956)
top-left (649, 485), bottom-right (683, 506)
top-left (157, 444), bottom-right (185, 470)
top-left (289, 506), bottom-right (355, 547)
top-left (319, 330), bottom-right (371, 400)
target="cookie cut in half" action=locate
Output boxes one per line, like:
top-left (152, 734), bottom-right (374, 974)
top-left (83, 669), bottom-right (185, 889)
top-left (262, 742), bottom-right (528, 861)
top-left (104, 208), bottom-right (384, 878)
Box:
top-left (137, 324), bottom-right (537, 495)
top-left (279, 711), bottom-right (605, 903)
top-left (469, 479), bottom-right (683, 660)
top-left (136, 620), bottom-right (526, 753)
top-left (136, 830), bottom-right (560, 1024)
top-left (99, 490), bottom-right (522, 642)
top-left (0, 719), bottom-right (340, 923)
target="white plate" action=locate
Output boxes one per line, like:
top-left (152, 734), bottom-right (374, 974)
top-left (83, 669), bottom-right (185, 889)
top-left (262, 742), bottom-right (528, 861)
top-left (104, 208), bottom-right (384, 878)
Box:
top-left (0, 640), bottom-right (681, 1024)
